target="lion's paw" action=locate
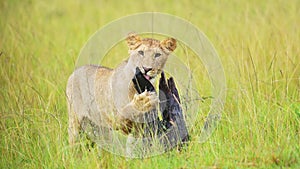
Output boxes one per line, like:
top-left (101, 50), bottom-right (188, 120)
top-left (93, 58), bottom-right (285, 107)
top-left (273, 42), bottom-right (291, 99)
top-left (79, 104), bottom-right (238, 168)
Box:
top-left (132, 91), bottom-right (158, 112)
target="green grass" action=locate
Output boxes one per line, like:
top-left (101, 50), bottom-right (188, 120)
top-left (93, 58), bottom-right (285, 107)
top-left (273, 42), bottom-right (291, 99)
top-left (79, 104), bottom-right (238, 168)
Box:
top-left (1, 0), bottom-right (299, 168)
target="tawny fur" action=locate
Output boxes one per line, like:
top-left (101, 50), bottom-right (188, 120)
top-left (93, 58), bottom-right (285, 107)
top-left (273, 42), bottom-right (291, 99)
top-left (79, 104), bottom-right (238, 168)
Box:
top-left (66, 33), bottom-right (176, 145)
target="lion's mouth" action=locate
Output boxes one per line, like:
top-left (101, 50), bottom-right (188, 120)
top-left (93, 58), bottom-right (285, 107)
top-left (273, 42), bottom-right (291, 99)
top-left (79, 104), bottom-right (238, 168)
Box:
top-left (142, 67), bottom-right (156, 80)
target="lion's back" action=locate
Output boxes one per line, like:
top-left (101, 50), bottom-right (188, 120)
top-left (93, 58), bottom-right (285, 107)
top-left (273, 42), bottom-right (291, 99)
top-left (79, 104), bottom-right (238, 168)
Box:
top-left (66, 65), bottom-right (112, 96)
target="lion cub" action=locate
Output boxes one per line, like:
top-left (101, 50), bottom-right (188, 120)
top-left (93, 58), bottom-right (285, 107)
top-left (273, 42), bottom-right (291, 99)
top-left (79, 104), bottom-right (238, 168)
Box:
top-left (66, 33), bottom-right (176, 145)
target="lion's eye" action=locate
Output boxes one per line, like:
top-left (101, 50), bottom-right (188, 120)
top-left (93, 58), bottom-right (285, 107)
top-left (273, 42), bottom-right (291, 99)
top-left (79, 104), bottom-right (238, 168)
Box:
top-left (154, 53), bottom-right (161, 58)
top-left (138, 50), bottom-right (144, 56)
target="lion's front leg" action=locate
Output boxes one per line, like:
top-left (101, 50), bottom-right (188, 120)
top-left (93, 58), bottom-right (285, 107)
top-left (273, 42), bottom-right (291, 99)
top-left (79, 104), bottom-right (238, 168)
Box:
top-left (120, 90), bottom-right (158, 120)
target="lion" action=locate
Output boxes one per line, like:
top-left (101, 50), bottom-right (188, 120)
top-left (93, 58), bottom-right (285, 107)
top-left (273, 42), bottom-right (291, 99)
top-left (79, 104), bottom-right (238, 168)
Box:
top-left (66, 33), bottom-right (177, 145)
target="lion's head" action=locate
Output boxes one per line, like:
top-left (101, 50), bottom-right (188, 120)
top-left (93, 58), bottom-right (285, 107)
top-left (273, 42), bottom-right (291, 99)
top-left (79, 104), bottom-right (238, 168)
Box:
top-left (126, 33), bottom-right (177, 83)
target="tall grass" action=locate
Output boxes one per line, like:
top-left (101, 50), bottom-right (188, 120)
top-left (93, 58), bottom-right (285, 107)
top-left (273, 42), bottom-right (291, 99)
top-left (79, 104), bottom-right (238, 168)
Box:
top-left (1, 0), bottom-right (299, 168)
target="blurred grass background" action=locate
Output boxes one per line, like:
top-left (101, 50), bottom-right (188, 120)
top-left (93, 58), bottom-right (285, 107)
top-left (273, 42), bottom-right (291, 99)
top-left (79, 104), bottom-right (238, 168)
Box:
top-left (0, 0), bottom-right (299, 168)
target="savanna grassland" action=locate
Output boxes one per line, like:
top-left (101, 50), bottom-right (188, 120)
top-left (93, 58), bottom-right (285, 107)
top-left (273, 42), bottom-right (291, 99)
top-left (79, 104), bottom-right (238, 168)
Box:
top-left (1, 0), bottom-right (299, 168)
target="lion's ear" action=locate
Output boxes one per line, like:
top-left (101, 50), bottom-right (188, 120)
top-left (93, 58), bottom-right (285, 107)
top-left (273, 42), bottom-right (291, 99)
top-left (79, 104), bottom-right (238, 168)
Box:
top-left (160, 38), bottom-right (177, 54)
top-left (126, 32), bottom-right (142, 50)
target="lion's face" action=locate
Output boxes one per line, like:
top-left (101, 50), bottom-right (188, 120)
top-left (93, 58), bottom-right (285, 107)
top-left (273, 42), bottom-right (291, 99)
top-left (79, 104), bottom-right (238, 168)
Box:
top-left (126, 33), bottom-right (177, 82)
